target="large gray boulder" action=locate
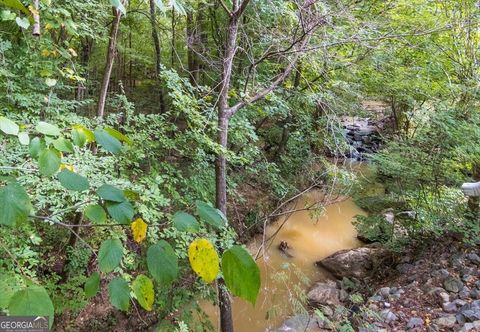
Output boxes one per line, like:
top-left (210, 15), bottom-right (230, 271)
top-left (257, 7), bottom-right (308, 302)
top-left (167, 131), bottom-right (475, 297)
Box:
top-left (315, 245), bottom-right (389, 279)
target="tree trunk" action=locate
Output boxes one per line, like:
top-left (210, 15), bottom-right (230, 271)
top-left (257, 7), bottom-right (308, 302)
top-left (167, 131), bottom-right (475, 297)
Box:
top-left (187, 10), bottom-right (202, 85)
top-left (171, 8), bottom-right (176, 67)
top-left (215, 13), bottom-right (240, 332)
top-left (149, 0), bottom-right (166, 113)
top-left (97, 7), bottom-right (122, 119)
top-left (32, 0), bottom-right (40, 36)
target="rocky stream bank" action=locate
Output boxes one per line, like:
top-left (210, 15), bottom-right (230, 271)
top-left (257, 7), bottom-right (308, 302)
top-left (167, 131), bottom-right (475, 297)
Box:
top-left (276, 237), bottom-right (480, 332)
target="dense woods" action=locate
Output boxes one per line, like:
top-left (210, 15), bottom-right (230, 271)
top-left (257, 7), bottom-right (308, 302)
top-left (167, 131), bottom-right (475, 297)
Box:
top-left (1, 0), bottom-right (480, 331)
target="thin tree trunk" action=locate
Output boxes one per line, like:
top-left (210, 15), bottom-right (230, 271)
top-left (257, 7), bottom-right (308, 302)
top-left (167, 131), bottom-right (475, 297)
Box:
top-left (214, 12), bottom-right (241, 332)
top-left (149, 0), bottom-right (166, 112)
top-left (32, 0), bottom-right (40, 36)
top-left (97, 7), bottom-right (122, 118)
top-left (171, 8), bottom-right (176, 67)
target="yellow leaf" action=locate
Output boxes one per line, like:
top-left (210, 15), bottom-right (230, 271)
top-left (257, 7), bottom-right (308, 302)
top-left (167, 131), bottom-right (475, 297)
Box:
top-left (131, 218), bottom-right (147, 243)
top-left (188, 238), bottom-right (219, 283)
top-left (59, 164), bottom-right (74, 172)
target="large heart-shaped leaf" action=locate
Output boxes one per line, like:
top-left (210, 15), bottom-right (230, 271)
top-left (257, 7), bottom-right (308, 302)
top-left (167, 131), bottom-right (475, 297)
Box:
top-left (196, 201), bottom-right (227, 229)
top-left (84, 204), bottom-right (107, 224)
top-left (147, 240), bottom-right (178, 287)
top-left (222, 245), bottom-right (261, 305)
top-left (0, 116), bottom-right (19, 135)
top-left (94, 129), bottom-right (122, 154)
top-left (108, 277), bottom-right (130, 311)
top-left (36, 121), bottom-right (61, 136)
top-left (38, 148), bottom-right (61, 176)
top-left (98, 239), bottom-right (123, 273)
top-left (106, 200), bottom-right (134, 224)
top-left (8, 285), bottom-right (54, 328)
top-left (0, 182), bottom-right (32, 227)
top-left (172, 212), bottom-right (199, 232)
top-left (84, 272), bottom-right (100, 299)
top-left (57, 170), bottom-right (89, 191)
top-left (96, 184), bottom-right (126, 202)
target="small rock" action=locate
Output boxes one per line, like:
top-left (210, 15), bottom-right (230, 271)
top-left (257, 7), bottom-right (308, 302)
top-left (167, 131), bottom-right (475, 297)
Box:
top-left (381, 310), bottom-right (398, 323)
top-left (460, 267), bottom-right (473, 277)
top-left (459, 320), bottom-right (480, 332)
top-left (454, 299), bottom-right (468, 307)
top-left (321, 306), bottom-right (333, 317)
top-left (383, 302), bottom-right (391, 308)
top-left (339, 289), bottom-right (348, 302)
top-left (451, 253), bottom-right (465, 268)
top-left (307, 281), bottom-right (341, 307)
top-left (471, 289), bottom-right (480, 300)
top-left (459, 301), bottom-right (480, 322)
top-left (379, 287), bottom-right (391, 299)
top-left (459, 286), bottom-right (471, 300)
top-left (432, 269), bottom-right (450, 279)
top-left (434, 315), bottom-right (456, 328)
top-left (397, 263), bottom-right (414, 274)
top-left (467, 253), bottom-right (480, 265)
top-left (436, 291), bottom-right (450, 304)
top-left (443, 277), bottom-right (464, 293)
top-left (406, 317), bottom-right (424, 329)
top-left (442, 302), bottom-right (457, 313)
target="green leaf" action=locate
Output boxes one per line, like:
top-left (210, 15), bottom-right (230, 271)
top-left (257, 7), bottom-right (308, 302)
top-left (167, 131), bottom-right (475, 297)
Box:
top-left (106, 200), bottom-right (134, 224)
top-left (84, 204), bottom-right (106, 224)
top-left (0, 182), bottom-right (31, 227)
top-left (84, 272), bottom-right (100, 299)
top-left (172, 212), bottom-right (199, 232)
top-left (0, 0), bottom-right (29, 14)
top-left (0, 273), bottom-right (23, 309)
top-left (147, 240), bottom-right (178, 287)
top-left (8, 285), bottom-right (54, 328)
top-left (53, 137), bottom-right (74, 153)
top-left (98, 239), bottom-right (123, 273)
top-left (29, 137), bottom-right (45, 159)
top-left (71, 128), bottom-right (87, 147)
top-left (94, 129), bottom-right (122, 154)
top-left (38, 148), bottom-right (61, 176)
top-left (196, 201), bottom-right (226, 229)
top-left (222, 245), bottom-right (261, 305)
top-left (104, 127), bottom-right (132, 145)
top-left (17, 131), bottom-right (29, 145)
top-left (36, 121), bottom-right (61, 136)
top-left (96, 184), bottom-right (126, 202)
top-left (132, 275), bottom-right (154, 311)
top-left (15, 16), bottom-right (29, 29)
top-left (0, 116), bottom-right (19, 135)
top-left (57, 170), bottom-right (89, 191)
top-left (110, 0), bottom-right (126, 15)
top-left (108, 277), bottom-right (130, 311)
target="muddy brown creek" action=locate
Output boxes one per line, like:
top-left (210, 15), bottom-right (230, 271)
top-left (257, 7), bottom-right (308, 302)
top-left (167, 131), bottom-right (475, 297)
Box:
top-left (200, 190), bottom-right (365, 331)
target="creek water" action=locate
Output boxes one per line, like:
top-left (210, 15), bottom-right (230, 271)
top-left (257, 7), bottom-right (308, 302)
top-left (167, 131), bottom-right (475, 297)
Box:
top-left (201, 190), bottom-right (365, 331)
